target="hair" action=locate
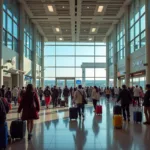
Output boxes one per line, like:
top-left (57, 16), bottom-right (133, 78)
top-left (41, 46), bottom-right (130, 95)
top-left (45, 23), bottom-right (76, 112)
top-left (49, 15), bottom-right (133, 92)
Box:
top-left (8, 87), bottom-right (10, 91)
top-left (26, 84), bottom-right (33, 93)
top-left (94, 86), bottom-right (99, 93)
top-left (122, 85), bottom-right (126, 89)
top-left (78, 85), bottom-right (82, 89)
top-left (146, 84), bottom-right (150, 89)
top-left (136, 85), bottom-right (138, 88)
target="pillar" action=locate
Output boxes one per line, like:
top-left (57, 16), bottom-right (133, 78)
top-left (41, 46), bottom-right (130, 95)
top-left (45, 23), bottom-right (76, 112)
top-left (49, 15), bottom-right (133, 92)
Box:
top-left (113, 25), bottom-right (117, 87)
top-left (0, 0), bottom-right (4, 87)
top-left (19, 4), bottom-right (25, 88)
top-left (32, 25), bottom-right (37, 87)
top-left (82, 68), bottom-right (85, 86)
top-left (106, 37), bottom-right (109, 87)
top-left (41, 37), bottom-right (44, 88)
top-left (125, 7), bottom-right (130, 87)
top-left (145, 0), bottom-right (150, 84)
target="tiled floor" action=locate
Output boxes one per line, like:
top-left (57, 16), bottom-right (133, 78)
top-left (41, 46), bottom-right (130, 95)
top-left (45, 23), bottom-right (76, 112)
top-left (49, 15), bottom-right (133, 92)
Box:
top-left (6, 97), bottom-right (150, 150)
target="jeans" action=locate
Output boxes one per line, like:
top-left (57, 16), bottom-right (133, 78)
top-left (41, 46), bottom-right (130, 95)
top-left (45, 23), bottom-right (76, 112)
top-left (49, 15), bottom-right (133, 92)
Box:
top-left (52, 97), bottom-right (58, 107)
top-left (77, 104), bottom-right (84, 117)
top-left (64, 97), bottom-right (69, 105)
top-left (39, 95), bottom-right (43, 101)
top-left (13, 97), bottom-right (17, 106)
top-left (93, 99), bottom-right (97, 110)
top-left (122, 104), bottom-right (130, 120)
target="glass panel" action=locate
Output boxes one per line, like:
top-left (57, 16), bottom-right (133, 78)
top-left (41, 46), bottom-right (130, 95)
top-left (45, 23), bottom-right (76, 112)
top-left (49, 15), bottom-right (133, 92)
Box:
top-left (140, 14), bottom-right (145, 32)
top-left (44, 46), bottom-right (55, 56)
top-left (135, 21), bottom-right (140, 36)
top-left (130, 27), bottom-right (134, 40)
top-left (57, 80), bottom-right (65, 89)
top-left (95, 57), bottom-right (106, 63)
top-left (13, 38), bottom-right (18, 52)
top-left (141, 31), bottom-right (146, 47)
top-left (66, 80), bottom-right (75, 88)
top-left (76, 57), bottom-right (94, 67)
top-left (13, 23), bottom-right (18, 39)
top-left (44, 68), bottom-right (55, 77)
top-left (7, 33), bottom-right (13, 49)
top-left (76, 46), bottom-right (94, 55)
top-left (3, 11), bottom-right (6, 29)
top-left (95, 46), bottom-right (106, 56)
top-left (56, 68), bottom-right (75, 77)
top-left (56, 46), bottom-right (74, 55)
top-left (44, 57), bottom-right (55, 67)
top-left (3, 30), bottom-right (6, 46)
top-left (95, 78), bottom-right (106, 87)
top-left (76, 68), bottom-right (82, 77)
top-left (135, 36), bottom-right (140, 50)
top-left (135, 0), bottom-right (140, 22)
top-left (56, 57), bottom-right (75, 67)
top-left (130, 41), bottom-right (134, 53)
top-left (85, 78), bottom-right (94, 87)
top-left (140, 0), bottom-right (145, 15)
top-left (44, 78), bottom-right (55, 87)
top-left (95, 69), bottom-right (106, 77)
top-left (7, 16), bottom-right (12, 34)
top-left (86, 69), bottom-right (94, 77)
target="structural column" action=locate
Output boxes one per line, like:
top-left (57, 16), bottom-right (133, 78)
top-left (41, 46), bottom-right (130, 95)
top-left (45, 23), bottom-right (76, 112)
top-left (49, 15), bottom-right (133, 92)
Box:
top-left (125, 7), bottom-right (130, 87)
top-left (82, 68), bottom-right (85, 86)
top-left (41, 37), bottom-right (44, 88)
top-left (32, 25), bottom-right (37, 87)
top-left (19, 4), bottom-right (25, 88)
top-left (145, 0), bottom-right (150, 84)
top-left (113, 25), bottom-right (117, 87)
top-left (0, 0), bottom-right (4, 87)
top-left (106, 37), bottom-right (109, 87)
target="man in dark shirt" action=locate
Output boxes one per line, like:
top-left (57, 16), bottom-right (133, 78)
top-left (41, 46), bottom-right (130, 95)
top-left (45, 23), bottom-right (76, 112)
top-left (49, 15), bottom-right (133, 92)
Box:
top-left (117, 85), bottom-right (132, 122)
top-left (143, 84), bottom-right (150, 125)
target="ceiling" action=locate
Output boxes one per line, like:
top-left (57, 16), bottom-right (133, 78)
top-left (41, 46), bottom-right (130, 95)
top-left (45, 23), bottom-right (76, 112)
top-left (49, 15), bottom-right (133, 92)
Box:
top-left (20, 0), bottom-right (131, 42)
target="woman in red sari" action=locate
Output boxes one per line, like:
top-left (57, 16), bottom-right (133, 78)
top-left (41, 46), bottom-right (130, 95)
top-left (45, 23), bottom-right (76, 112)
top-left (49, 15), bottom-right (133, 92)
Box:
top-left (18, 84), bottom-right (40, 140)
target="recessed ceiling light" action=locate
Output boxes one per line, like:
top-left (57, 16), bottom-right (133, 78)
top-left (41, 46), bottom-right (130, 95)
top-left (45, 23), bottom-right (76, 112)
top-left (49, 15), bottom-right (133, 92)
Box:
top-left (66, 29), bottom-right (68, 31)
top-left (84, 30), bottom-right (86, 32)
top-left (87, 6), bottom-right (89, 9)
top-left (62, 6), bottom-right (65, 8)
top-left (89, 38), bottom-right (92, 41)
top-left (59, 38), bottom-right (63, 41)
top-left (48, 5), bottom-right (54, 12)
top-left (56, 28), bottom-right (60, 32)
top-left (97, 6), bottom-right (104, 12)
top-left (91, 28), bottom-right (96, 32)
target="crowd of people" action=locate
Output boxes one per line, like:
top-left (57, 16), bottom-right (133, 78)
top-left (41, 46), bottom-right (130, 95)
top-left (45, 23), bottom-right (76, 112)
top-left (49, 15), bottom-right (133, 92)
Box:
top-left (0, 83), bottom-right (150, 141)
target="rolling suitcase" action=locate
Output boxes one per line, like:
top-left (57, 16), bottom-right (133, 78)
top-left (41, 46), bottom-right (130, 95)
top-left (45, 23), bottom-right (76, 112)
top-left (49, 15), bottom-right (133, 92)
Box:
top-left (10, 118), bottom-right (26, 140)
top-left (113, 115), bottom-right (122, 129)
top-left (96, 105), bottom-right (102, 115)
top-left (41, 100), bottom-right (45, 106)
top-left (133, 111), bottom-right (142, 123)
top-left (60, 101), bottom-right (65, 107)
top-left (0, 122), bottom-right (8, 149)
top-left (69, 107), bottom-right (78, 120)
top-left (113, 105), bottom-right (122, 115)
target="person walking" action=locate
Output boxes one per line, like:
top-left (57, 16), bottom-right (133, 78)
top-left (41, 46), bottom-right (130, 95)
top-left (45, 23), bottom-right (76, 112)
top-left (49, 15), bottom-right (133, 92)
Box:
top-left (143, 84), bottom-right (150, 125)
top-left (44, 86), bottom-right (51, 109)
top-left (18, 84), bottom-right (40, 140)
top-left (12, 86), bottom-right (19, 106)
top-left (105, 87), bottom-right (111, 101)
top-left (74, 85), bottom-right (86, 120)
top-left (133, 85), bottom-right (141, 106)
top-left (0, 85), bottom-right (5, 98)
top-left (38, 87), bottom-right (43, 102)
top-left (51, 86), bottom-right (59, 108)
top-left (117, 85), bottom-right (132, 122)
top-left (114, 86), bottom-right (119, 99)
top-left (63, 86), bottom-right (70, 107)
top-left (92, 86), bottom-right (100, 112)
top-left (5, 87), bottom-right (12, 103)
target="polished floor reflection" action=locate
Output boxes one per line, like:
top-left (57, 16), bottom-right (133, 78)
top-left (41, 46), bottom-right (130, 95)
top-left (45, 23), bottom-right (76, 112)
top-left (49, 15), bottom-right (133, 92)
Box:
top-left (6, 98), bottom-right (150, 150)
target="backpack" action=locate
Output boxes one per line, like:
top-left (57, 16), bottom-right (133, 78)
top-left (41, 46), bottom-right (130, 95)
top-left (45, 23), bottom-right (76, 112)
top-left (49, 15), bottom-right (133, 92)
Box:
top-left (44, 89), bottom-right (51, 97)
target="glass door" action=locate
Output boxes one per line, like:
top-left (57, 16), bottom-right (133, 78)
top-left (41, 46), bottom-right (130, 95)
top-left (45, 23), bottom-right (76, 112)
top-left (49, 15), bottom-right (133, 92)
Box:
top-left (66, 79), bottom-right (75, 88)
top-left (56, 79), bottom-right (65, 89)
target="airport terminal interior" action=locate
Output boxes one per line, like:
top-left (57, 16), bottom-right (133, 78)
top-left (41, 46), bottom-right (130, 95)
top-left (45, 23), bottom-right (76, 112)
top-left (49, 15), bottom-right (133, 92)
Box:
top-left (0, 0), bottom-right (150, 149)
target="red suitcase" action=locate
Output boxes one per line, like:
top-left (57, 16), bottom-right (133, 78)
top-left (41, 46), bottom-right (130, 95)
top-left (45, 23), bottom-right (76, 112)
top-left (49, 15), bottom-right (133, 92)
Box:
top-left (96, 105), bottom-right (102, 115)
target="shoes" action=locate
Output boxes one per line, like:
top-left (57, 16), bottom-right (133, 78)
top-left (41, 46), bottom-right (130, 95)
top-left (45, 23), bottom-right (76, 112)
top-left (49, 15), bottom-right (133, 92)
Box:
top-left (143, 122), bottom-right (150, 125)
top-left (28, 133), bottom-right (32, 141)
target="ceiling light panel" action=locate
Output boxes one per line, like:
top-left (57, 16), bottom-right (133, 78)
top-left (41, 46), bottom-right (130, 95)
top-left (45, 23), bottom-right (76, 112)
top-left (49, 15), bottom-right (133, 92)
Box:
top-left (97, 6), bottom-right (104, 12)
top-left (92, 28), bottom-right (96, 32)
top-left (48, 5), bottom-right (54, 12)
top-left (56, 28), bottom-right (60, 32)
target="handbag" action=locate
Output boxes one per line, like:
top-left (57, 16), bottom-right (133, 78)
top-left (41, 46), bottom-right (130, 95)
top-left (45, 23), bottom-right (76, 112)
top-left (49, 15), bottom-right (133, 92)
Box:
top-left (78, 90), bottom-right (88, 104)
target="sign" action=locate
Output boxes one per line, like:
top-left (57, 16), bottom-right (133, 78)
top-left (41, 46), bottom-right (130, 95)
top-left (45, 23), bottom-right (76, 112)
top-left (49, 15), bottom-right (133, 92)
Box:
top-left (132, 60), bottom-right (143, 67)
top-left (76, 80), bottom-right (81, 85)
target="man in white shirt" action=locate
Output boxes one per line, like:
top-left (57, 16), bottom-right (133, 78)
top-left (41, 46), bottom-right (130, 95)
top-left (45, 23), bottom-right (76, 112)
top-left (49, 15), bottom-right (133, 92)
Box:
top-left (133, 85), bottom-right (141, 106)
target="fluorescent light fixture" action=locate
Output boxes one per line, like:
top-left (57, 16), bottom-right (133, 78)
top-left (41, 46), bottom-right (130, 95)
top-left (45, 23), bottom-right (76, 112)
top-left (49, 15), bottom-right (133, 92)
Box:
top-left (48, 5), bottom-right (54, 12)
top-left (89, 38), bottom-right (92, 41)
top-left (97, 6), bottom-right (104, 12)
top-left (59, 38), bottom-right (63, 41)
top-left (56, 28), bottom-right (60, 32)
top-left (91, 28), bottom-right (96, 32)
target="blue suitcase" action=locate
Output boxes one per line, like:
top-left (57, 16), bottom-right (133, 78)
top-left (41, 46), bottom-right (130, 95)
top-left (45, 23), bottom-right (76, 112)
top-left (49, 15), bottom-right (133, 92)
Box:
top-left (133, 111), bottom-right (142, 123)
top-left (0, 122), bottom-right (8, 149)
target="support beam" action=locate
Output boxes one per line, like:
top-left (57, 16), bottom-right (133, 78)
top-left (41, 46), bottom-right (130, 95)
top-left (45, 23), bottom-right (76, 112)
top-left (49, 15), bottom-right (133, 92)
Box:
top-left (41, 37), bottom-right (44, 88)
top-left (106, 37), bottom-right (109, 87)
